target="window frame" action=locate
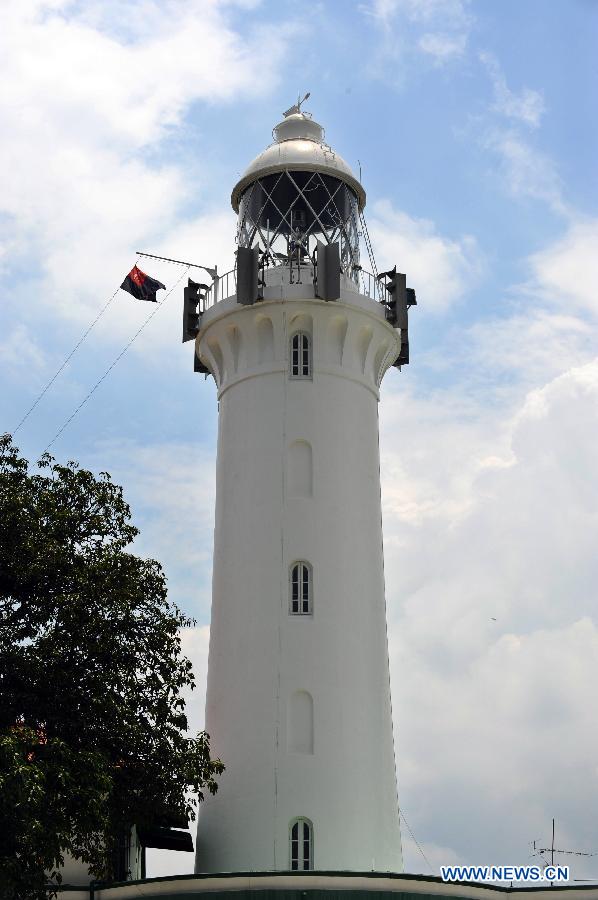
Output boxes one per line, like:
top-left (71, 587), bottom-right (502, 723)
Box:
top-left (289, 817), bottom-right (314, 871)
top-left (290, 331), bottom-right (312, 379)
top-left (289, 561), bottom-right (312, 616)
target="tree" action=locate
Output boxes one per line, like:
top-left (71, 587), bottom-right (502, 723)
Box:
top-left (0, 435), bottom-right (224, 899)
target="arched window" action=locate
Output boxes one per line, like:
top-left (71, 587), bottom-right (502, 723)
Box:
top-left (290, 818), bottom-right (313, 871)
top-left (290, 562), bottom-right (312, 615)
top-left (290, 332), bottom-right (311, 378)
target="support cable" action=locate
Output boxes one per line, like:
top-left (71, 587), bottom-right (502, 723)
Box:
top-left (42, 266), bottom-right (190, 454)
top-left (359, 211), bottom-right (378, 281)
top-left (12, 257), bottom-right (142, 437)
top-left (360, 210), bottom-right (387, 303)
top-left (399, 808), bottom-right (435, 875)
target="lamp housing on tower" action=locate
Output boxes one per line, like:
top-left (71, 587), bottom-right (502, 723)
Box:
top-left (231, 111), bottom-right (365, 283)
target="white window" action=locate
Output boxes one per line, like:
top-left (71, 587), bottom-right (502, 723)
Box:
top-left (290, 818), bottom-right (313, 871)
top-left (290, 562), bottom-right (312, 615)
top-left (290, 332), bottom-right (311, 378)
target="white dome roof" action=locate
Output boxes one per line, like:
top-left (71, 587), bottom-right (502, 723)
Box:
top-left (231, 112), bottom-right (366, 213)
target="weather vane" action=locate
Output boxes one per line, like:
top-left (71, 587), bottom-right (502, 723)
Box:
top-left (283, 91), bottom-right (310, 117)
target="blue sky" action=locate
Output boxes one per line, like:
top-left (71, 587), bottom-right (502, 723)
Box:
top-left (1, 0), bottom-right (597, 882)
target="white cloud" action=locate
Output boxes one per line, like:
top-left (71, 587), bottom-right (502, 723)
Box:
top-left (0, 1), bottom-right (291, 338)
top-left (527, 219), bottom-right (598, 317)
top-left (463, 308), bottom-right (596, 386)
top-left (379, 385), bottom-right (510, 528)
top-left (482, 128), bottom-right (566, 214)
top-left (368, 0), bottom-right (471, 28)
top-left (0, 2), bottom-right (286, 152)
top-left (480, 51), bottom-right (546, 128)
top-left (382, 359), bottom-right (598, 874)
top-left (418, 31), bottom-right (467, 63)
top-left (0, 326), bottom-right (48, 381)
top-left (49, 207), bottom-right (237, 354)
top-left (364, 0), bottom-right (471, 66)
top-left (472, 54), bottom-right (564, 216)
top-left (368, 199), bottom-right (481, 312)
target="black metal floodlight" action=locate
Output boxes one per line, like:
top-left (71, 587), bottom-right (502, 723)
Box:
top-left (237, 246), bottom-right (260, 305)
top-left (182, 279), bottom-right (208, 343)
top-left (315, 240), bottom-right (341, 301)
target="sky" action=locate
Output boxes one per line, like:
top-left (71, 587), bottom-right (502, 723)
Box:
top-left (1, 0), bottom-right (597, 882)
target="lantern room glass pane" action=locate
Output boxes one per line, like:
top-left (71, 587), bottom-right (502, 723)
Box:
top-left (237, 170), bottom-right (360, 282)
top-left (241, 172), bottom-right (354, 236)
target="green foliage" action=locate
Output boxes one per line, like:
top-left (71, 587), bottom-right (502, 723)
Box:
top-left (0, 436), bottom-right (224, 899)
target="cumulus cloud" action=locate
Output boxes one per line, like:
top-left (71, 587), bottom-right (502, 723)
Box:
top-left (382, 360), bottom-right (598, 874)
top-left (382, 240), bottom-right (598, 871)
top-left (367, 200), bottom-right (481, 312)
top-left (526, 219), bottom-right (598, 317)
top-left (0, 1), bottom-right (286, 152)
top-left (454, 217), bottom-right (598, 405)
top-left (463, 309), bottom-right (596, 387)
top-left (0, 1), bottom-right (289, 333)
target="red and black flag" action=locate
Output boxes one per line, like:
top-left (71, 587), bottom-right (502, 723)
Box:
top-left (121, 265), bottom-right (165, 302)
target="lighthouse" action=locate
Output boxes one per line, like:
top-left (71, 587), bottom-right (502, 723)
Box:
top-left (190, 100), bottom-right (414, 875)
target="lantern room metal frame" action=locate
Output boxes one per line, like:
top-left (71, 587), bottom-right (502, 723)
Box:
top-left (236, 169), bottom-right (361, 283)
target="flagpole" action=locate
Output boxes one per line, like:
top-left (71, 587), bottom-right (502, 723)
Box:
top-left (135, 250), bottom-right (217, 280)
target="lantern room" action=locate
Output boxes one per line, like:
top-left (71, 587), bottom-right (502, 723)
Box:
top-left (231, 105), bottom-right (366, 282)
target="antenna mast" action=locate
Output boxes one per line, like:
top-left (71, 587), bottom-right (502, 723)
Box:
top-left (530, 818), bottom-right (598, 884)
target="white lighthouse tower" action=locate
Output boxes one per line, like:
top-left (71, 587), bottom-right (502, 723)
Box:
top-left (191, 101), bottom-right (414, 875)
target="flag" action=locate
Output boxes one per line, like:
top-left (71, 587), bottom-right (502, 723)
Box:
top-left (121, 265), bottom-right (165, 302)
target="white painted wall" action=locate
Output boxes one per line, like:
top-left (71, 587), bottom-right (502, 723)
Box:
top-left (57, 827), bottom-right (142, 885)
top-left (195, 267), bottom-right (402, 873)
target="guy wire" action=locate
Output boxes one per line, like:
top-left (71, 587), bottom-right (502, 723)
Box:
top-left (400, 808), bottom-right (434, 875)
top-left (42, 265), bottom-right (190, 454)
top-left (12, 256), bottom-right (141, 437)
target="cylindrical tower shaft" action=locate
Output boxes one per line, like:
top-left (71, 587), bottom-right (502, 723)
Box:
top-left (195, 262), bottom-right (403, 872)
